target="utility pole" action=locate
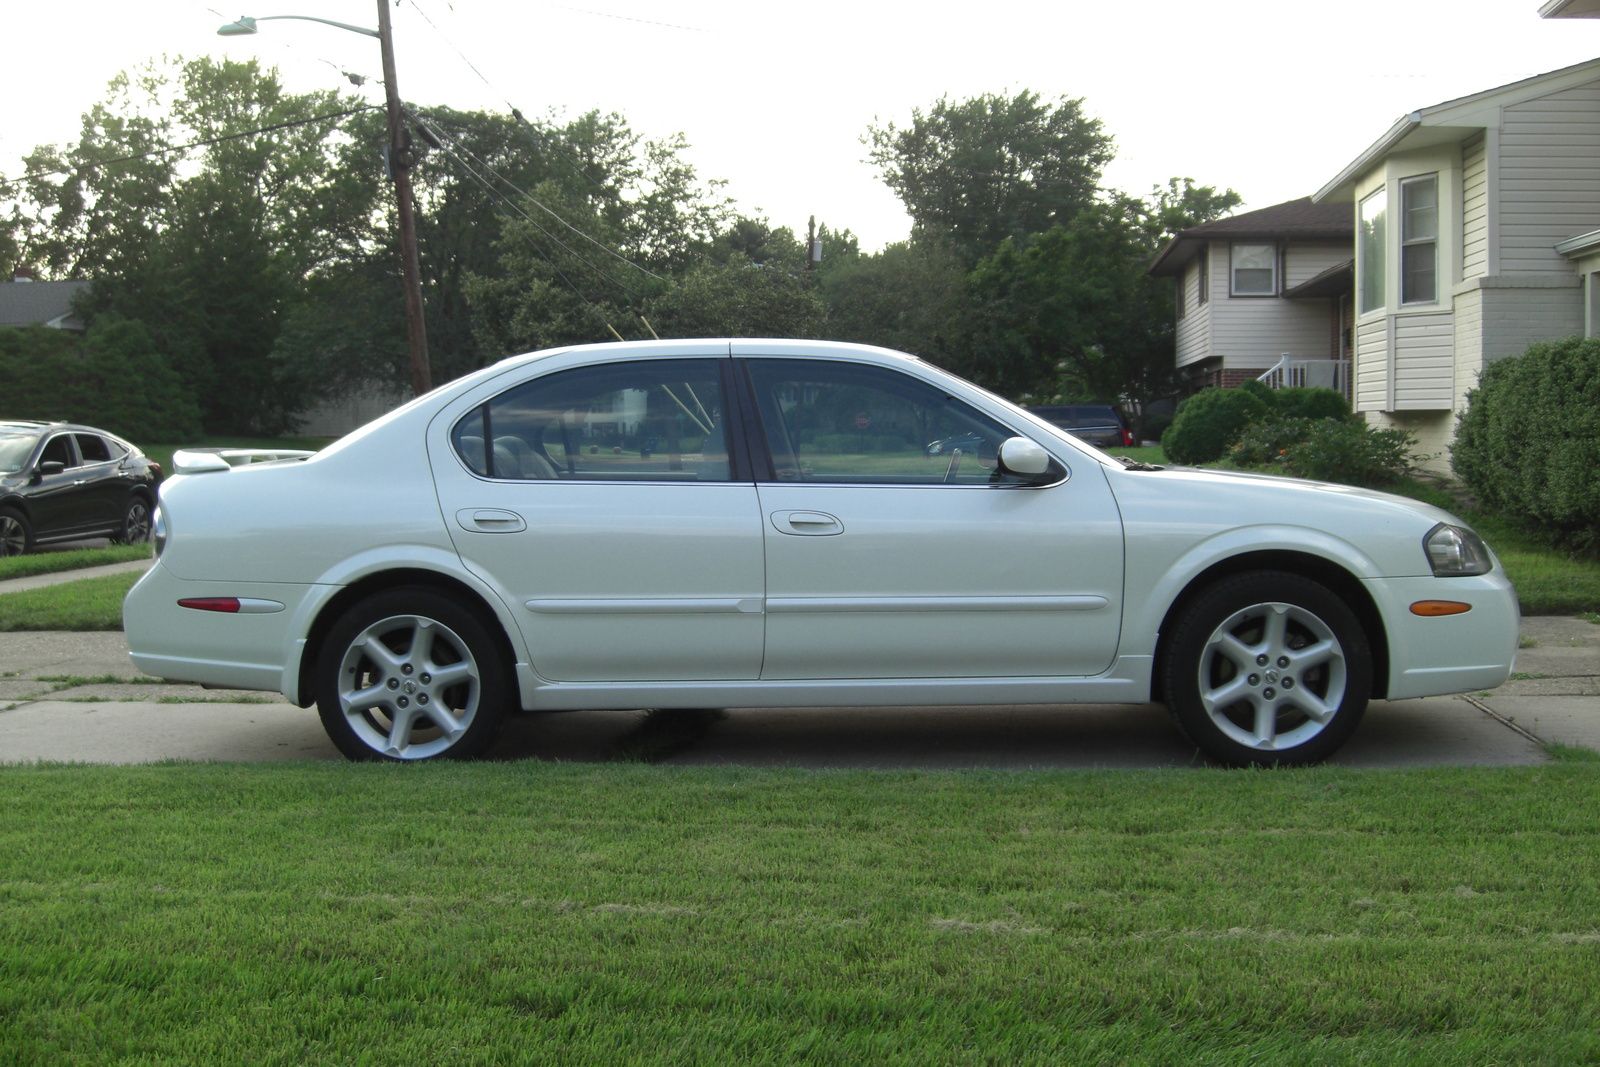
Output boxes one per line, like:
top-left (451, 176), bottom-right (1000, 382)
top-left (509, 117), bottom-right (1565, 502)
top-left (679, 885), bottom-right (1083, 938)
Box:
top-left (806, 215), bottom-right (821, 274)
top-left (376, 0), bottom-right (432, 395)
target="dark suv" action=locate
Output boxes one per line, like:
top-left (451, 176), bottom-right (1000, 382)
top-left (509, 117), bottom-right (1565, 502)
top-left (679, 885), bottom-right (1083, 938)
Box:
top-left (1026, 404), bottom-right (1134, 448)
top-left (0, 421), bottom-right (162, 556)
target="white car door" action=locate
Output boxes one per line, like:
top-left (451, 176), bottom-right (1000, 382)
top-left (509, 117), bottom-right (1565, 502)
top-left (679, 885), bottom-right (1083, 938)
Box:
top-left (429, 354), bottom-right (765, 682)
top-left (741, 355), bottom-right (1124, 680)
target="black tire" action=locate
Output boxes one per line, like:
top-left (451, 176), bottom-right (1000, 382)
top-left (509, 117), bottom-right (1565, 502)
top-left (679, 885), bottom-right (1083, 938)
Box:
top-left (0, 506), bottom-right (32, 557)
top-left (315, 587), bottom-right (512, 762)
top-left (1162, 570), bottom-right (1372, 767)
top-left (112, 495), bottom-right (153, 545)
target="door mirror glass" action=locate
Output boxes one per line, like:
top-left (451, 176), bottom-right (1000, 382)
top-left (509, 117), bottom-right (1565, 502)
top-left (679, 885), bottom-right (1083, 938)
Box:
top-left (997, 437), bottom-right (1051, 478)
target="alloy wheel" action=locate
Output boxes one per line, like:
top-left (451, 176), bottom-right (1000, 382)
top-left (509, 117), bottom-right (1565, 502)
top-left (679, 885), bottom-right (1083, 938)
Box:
top-left (335, 613), bottom-right (481, 760)
top-left (1196, 600), bottom-right (1348, 752)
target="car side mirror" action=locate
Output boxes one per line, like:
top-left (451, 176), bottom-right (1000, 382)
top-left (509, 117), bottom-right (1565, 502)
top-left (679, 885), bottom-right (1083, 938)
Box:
top-left (996, 437), bottom-right (1053, 481)
top-left (34, 460), bottom-right (66, 483)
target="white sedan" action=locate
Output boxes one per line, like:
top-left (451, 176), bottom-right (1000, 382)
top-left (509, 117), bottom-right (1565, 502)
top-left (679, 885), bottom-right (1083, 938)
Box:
top-left (123, 340), bottom-right (1519, 766)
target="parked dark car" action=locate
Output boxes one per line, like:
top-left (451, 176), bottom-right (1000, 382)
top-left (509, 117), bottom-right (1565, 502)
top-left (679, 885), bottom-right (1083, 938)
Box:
top-left (1026, 404), bottom-right (1135, 448)
top-left (0, 421), bottom-right (162, 556)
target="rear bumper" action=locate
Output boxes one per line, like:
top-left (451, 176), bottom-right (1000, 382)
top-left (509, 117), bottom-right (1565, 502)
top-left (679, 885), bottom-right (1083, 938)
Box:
top-left (122, 562), bottom-right (319, 695)
top-left (1363, 571), bottom-right (1521, 700)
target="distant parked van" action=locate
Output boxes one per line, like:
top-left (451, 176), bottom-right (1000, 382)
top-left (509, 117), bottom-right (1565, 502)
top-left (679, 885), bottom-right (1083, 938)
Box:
top-left (1026, 404), bottom-right (1134, 448)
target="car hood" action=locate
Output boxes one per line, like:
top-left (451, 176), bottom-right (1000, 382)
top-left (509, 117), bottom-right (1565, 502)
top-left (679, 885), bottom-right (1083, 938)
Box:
top-left (1141, 464), bottom-right (1461, 522)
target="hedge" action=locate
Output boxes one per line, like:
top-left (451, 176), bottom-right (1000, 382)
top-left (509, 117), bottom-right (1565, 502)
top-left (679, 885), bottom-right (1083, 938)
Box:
top-left (1452, 335), bottom-right (1600, 552)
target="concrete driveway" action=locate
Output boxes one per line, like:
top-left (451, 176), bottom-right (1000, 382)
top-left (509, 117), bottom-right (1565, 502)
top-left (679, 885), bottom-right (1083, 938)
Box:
top-left (1, 618), bottom-right (1596, 767)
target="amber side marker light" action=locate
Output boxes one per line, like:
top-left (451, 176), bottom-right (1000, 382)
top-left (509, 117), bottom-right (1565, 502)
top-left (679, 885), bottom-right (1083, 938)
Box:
top-left (178, 597), bottom-right (241, 614)
top-left (1411, 600), bottom-right (1472, 617)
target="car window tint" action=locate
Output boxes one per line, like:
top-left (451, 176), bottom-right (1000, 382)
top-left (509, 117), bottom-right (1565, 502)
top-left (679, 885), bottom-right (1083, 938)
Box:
top-left (39, 435), bottom-right (74, 468)
top-left (456, 359), bottom-right (730, 482)
top-left (74, 434), bottom-right (113, 463)
top-left (745, 359), bottom-right (1012, 485)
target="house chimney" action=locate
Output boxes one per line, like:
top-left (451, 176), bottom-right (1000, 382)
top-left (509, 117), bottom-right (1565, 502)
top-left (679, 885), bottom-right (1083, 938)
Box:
top-left (11, 266), bottom-right (37, 283)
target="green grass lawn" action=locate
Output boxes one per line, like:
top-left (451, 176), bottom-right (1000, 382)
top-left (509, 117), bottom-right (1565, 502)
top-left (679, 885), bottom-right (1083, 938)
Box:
top-left (0, 571), bottom-right (139, 630)
top-left (1, 761), bottom-right (1597, 1062)
top-left (0, 544), bottom-right (150, 583)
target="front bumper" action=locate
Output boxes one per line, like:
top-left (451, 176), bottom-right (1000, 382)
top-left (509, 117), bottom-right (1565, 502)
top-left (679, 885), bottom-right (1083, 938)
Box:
top-left (1363, 570), bottom-right (1521, 700)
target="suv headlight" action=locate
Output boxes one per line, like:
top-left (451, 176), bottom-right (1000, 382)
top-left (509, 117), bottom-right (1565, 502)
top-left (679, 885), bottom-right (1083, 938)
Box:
top-left (1424, 523), bottom-right (1491, 576)
top-left (152, 505), bottom-right (167, 557)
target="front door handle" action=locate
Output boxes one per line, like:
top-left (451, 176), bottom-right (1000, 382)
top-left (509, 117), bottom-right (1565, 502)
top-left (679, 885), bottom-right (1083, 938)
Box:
top-left (770, 510), bottom-right (843, 536)
top-left (456, 508), bottom-right (527, 534)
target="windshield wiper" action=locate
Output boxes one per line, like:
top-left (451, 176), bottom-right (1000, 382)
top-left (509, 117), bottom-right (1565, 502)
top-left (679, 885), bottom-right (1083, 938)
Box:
top-left (1118, 456), bottom-right (1165, 472)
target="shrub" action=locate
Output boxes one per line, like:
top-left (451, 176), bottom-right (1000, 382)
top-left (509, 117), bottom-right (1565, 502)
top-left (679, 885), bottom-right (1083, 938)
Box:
top-left (1453, 336), bottom-right (1600, 553)
top-left (1281, 419), bottom-right (1414, 486)
top-left (1229, 417), bottom-right (1317, 468)
top-left (1231, 416), bottom-right (1414, 487)
top-left (1272, 386), bottom-right (1351, 422)
top-left (1163, 388), bottom-right (1271, 464)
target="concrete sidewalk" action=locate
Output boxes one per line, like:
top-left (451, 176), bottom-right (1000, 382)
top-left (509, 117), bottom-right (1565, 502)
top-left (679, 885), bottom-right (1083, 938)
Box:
top-left (0, 616), bottom-right (1596, 766)
top-left (0, 557), bottom-right (153, 596)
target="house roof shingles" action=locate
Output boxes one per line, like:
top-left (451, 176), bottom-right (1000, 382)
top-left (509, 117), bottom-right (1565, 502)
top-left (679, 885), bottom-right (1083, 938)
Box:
top-left (0, 280), bottom-right (90, 329)
top-left (1148, 197), bottom-right (1352, 276)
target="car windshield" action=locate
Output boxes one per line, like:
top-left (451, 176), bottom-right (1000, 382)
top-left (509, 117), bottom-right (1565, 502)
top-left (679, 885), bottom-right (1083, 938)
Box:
top-left (0, 432), bottom-right (40, 474)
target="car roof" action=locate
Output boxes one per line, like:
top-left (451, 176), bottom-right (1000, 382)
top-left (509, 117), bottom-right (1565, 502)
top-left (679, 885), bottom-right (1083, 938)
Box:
top-left (490, 338), bottom-right (924, 373)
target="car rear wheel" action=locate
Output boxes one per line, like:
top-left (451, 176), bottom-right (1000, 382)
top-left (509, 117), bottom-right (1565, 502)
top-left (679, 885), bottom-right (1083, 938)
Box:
top-left (112, 496), bottom-right (152, 545)
top-left (0, 507), bottom-right (31, 557)
top-left (1162, 570), bottom-right (1372, 767)
top-left (315, 588), bottom-right (510, 761)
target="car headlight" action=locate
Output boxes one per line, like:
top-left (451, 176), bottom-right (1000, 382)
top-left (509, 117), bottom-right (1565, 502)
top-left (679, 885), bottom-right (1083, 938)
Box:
top-left (152, 505), bottom-right (167, 557)
top-left (1424, 522), bottom-right (1491, 576)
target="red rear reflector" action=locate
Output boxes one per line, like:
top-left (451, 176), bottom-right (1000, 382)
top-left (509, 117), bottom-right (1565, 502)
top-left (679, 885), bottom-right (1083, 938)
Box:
top-left (1410, 600), bottom-right (1471, 617)
top-left (178, 597), bottom-right (242, 613)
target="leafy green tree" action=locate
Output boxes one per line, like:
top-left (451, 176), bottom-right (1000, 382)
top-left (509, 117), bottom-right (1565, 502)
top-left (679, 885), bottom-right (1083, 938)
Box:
top-left (20, 57), bottom-right (383, 432)
top-left (866, 91), bottom-right (1113, 267)
top-left (817, 240), bottom-right (966, 364)
top-left (644, 255), bottom-right (823, 339)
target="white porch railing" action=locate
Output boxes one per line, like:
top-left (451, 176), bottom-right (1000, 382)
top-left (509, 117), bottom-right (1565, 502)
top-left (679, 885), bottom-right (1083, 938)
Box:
top-left (1258, 355), bottom-right (1351, 398)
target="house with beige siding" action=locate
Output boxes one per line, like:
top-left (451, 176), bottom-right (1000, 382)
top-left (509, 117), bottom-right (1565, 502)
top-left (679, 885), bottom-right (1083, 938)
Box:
top-left (1148, 198), bottom-right (1353, 393)
top-left (1314, 55), bottom-right (1600, 466)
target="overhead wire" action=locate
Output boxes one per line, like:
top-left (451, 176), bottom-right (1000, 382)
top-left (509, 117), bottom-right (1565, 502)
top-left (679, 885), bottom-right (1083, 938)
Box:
top-left (416, 114), bottom-right (633, 329)
top-left (400, 0), bottom-right (667, 281)
top-left (411, 106), bottom-right (661, 288)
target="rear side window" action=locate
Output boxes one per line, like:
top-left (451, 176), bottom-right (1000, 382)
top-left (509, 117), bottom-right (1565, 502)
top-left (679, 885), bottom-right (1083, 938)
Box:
top-left (452, 359), bottom-right (731, 482)
top-left (74, 434), bottom-right (113, 463)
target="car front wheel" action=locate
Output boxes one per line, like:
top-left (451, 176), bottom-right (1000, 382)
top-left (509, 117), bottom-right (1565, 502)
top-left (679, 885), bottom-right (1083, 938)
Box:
top-left (315, 588), bottom-right (511, 761)
top-left (1162, 571), bottom-right (1372, 767)
top-left (0, 507), bottom-right (31, 557)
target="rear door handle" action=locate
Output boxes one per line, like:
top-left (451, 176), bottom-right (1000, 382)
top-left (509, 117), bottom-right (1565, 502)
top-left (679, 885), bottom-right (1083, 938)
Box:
top-left (457, 508), bottom-right (527, 533)
top-left (770, 510), bottom-right (843, 536)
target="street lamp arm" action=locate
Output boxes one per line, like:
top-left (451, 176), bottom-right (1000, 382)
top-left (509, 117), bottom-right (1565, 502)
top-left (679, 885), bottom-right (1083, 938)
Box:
top-left (217, 14), bottom-right (379, 38)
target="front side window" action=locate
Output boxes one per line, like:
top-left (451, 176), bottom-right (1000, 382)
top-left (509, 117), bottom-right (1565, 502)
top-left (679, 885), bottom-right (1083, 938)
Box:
top-left (1230, 242), bottom-right (1276, 295)
top-left (745, 360), bottom-right (1016, 485)
top-left (39, 435), bottom-right (75, 469)
top-left (1401, 174), bottom-right (1438, 304)
top-left (1359, 187), bottom-right (1387, 314)
top-left (452, 359), bottom-right (730, 482)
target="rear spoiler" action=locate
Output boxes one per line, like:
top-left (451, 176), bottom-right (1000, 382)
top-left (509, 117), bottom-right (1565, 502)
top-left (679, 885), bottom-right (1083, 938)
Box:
top-left (171, 448), bottom-right (317, 474)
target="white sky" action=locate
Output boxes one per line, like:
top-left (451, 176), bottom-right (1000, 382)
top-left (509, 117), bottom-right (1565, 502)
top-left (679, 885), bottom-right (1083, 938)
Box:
top-left (4, 1), bottom-right (1598, 252)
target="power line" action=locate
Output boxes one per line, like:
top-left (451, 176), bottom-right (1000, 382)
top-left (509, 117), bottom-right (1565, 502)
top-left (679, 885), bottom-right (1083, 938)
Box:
top-left (0, 105), bottom-right (381, 185)
top-left (419, 119), bottom-right (632, 312)
top-left (410, 106), bottom-right (663, 284)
